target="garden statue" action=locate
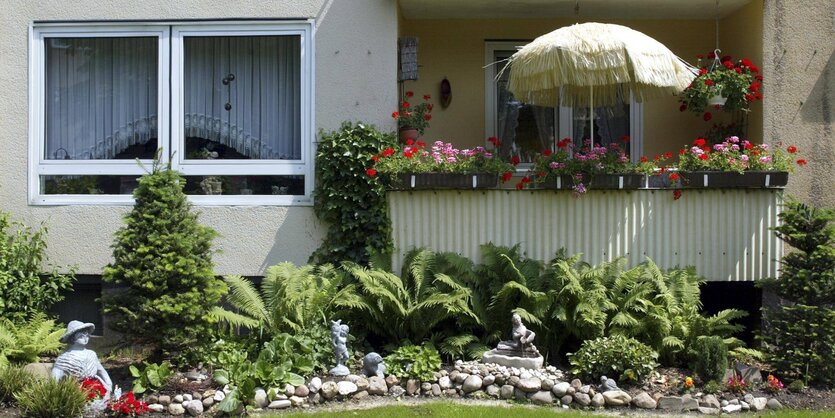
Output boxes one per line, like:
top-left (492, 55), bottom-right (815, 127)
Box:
top-left (599, 375), bottom-right (620, 392)
top-left (52, 321), bottom-right (113, 398)
top-left (361, 352), bottom-right (386, 378)
top-left (482, 313), bottom-right (544, 369)
top-left (329, 319), bottom-right (350, 376)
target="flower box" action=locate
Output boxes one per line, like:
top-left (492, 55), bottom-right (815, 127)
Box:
top-left (680, 171), bottom-right (788, 188)
top-left (390, 173), bottom-right (498, 190)
top-left (541, 173), bottom-right (644, 190)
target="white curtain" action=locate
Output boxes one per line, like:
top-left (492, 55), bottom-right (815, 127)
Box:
top-left (45, 37), bottom-right (158, 160)
top-left (183, 36), bottom-right (301, 160)
top-left (572, 103), bottom-right (630, 150)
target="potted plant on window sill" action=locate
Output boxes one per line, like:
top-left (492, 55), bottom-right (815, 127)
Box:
top-left (392, 91), bottom-right (433, 143)
top-left (678, 52), bottom-right (763, 120)
top-left (676, 136), bottom-right (804, 188)
top-left (370, 139), bottom-right (515, 190)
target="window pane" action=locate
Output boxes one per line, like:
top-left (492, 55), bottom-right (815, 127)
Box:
top-left (572, 100), bottom-right (630, 155)
top-left (45, 37), bottom-right (158, 160)
top-left (183, 36), bottom-right (301, 160)
top-left (495, 51), bottom-right (556, 163)
top-left (41, 175), bottom-right (140, 194)
top-left (182, 175), bottom-right (304, 195)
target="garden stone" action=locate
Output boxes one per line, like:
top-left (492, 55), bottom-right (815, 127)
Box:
top-left (531, 391), bottom-right (554, 405)
top-left (202, 389), bottom-right (214, 399)
top-left (444, 388), bottom-right (458, 396)
top-left (682, 394), bottom-right (699, 410)
top-left (308, 377), bottom-right (322, 393)
top-left (734, 362), bottom-right (763, 385)
top-left (23, 362), bottom-right (52, 380)
top-left (290, 395), bottom-right (306, 407)
top-left (183, 394), bottom-right (193, 402)
top-left (368, 376), bottom-right (388, 395)
top-left (570, 378), bottom-right (582, 389)
top-left (486, 384), bottom-right (500, 397)
top-left (275, 394), bottom-right (288, 401)
top-left (146, 395), bottom-right (159, 404)
top-left (463, 375), bottom-right (483, 393)
top-left (591, 393), bottom-right (605, 407)
top-left (567, 387), bottom-right (576, 395)
top-left (721, 400), bottom-right (729, 407)
top-left (329, 320), bottom-right (350, 376)
top-left (541, 379), bottom-right (554, 390)
top-left (337, 381), bottom-right (358, 396)
top-left (321, 381), bottom-right (339, 399)
top-left (482, 374), bottom-right (495, 387)
top-left (455, 373), bottom-right (469, 384)
top-left (438, 376), bottom-right (451, 389)
top-left (148, 404), bottom-right (164, 413)
top-left (159, 395), bottom-right (172, 406)
top-left (406, 379), bottom-right (419, 395)
top-left (743, 393), bottom-right (755, 403)
top-left (168, 403), bottom-right (185, 416)
top-left (603, 390), bottom-right (632, 406)
top-left (519, 370), bottom-right (532, 379)
top-left (495, 375), bottom-right (506, 386)
top-left (440, 369), bottom-right (449, 377)
top-left (700, 394), bottom-right (720, 409)
top-left (421, 382), bottom-right (432, 392)
top-left (345, 374), bottom-right (361, 383)
top-left (658, 396), bottom-right (684, 411)
top-left (561, 394), bottom-right (573, 405)
top-left (722, 404), bottom-right (742, 413)
top-left (295, 384), bottom-right (309, 397)
top-left (728, 398), bottom-right (740, 405)
top-left (355, 377), bottom-right (369, 391)
top-left (513, 387), bottom-right (528, 400)
top-left (741, 401), bottom-right (750, 411)
top-left (632, 391), bottom-right (657, 409)
top-left (309, 393), bottom-right (322, 404)
top-left (283, 384), bottom-right (295, 397)
top-left (385, 374), bottom-right (400, 387)
top-left (389, 385), bottom-right (405, 397)
top-left (353, 390), bottom-right (369, 400)
top-left (185, 400), bottom-right (203, 416)
top-left (751, 397), bottom-right (768, 411)
top-left (174, 394), bottom-right (184, 404)
top-left (767, 398), bottom-right (783, 410)
top-left (509, 375), bottom-right (521, 386)
top-left (253, 388), bottom-right (268, 408)
top-left (202, 397), bottom-right (213, 408)
top-left (213, 391), bottom-right (225, 402)
top-left (267, 400), bottom-right (291, 409)
top-left (449, 370), bottom-right (460, 382)
top-left (552, 381), bottom-right (571, 397)
top-left (573, 392), bottom-right (591, 406)
top-left (579, 384), bottom-right (590, 394)
top-left (517, 377), bottom-right (542, 393)
top-left (432, 384), bottom-right (442, 396)
top-left (500, 385), bottom-right (515, 399)
top-left (698, 407), bottom-right (721, 415)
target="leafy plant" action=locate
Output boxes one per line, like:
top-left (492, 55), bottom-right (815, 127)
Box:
top-left (264, 328), bottom-right (332, 376)
top-left (569, 335), bottom-right (659, 383)
top-left (129, 361), bottom-right (173, 394)
top-left (693, 336), bottom-right (729, 383)
top-left (101, 155), bottom-right (227, 364)
top-left (16, 378), bottom-right (88, 418)
top-left (0, 365), bottom-right (36, 404)
top-left (678, 53), bottom-right (762, 115)
top-left (0, 313), bottom-right (64, 368)
top-left (726, 375), bottom-right (748, 394)
top-left (0, 211), bottom-right (75, 323)
top-left (385, 343), bottom-right (442, 381)
top-left (703, 380), bottom-right (721, 394)
top-left (310, 122), bottom-right (396, 265)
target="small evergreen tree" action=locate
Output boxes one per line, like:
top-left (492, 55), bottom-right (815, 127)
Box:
top-left (102, 157), bottom-right (226, 363)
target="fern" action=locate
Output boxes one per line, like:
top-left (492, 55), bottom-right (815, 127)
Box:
top-left (0, 314), bottom-right (64, 367)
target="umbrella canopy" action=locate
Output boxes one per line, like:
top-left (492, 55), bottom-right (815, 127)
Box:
top-left (504, 22), bottom-right (697, 108)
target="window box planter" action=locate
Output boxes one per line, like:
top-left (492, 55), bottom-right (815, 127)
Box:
top-left (389, 173), bottom-right (498, 190)
top-left (541, 173), bottom-right (645, 190)
top-left (680, 171), bottom-right (788, 188)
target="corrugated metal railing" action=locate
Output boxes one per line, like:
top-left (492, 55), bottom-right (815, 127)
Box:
top-left (388, 189), bottom-right (783, 281)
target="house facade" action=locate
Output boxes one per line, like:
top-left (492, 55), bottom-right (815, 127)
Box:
top-left (0, 0), bottom-right (831, 288)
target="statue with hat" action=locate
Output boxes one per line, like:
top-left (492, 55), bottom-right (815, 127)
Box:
top-left (52, 320), bottom-right (113, 399)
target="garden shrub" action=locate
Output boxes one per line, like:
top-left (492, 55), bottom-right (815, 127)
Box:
top-left (385, 343), bottom-right (442, 381)
top-left (310, 122), bottom-right (396, 265)
top-left (0, 211), bottom-right (75, 323)
top-left (568, 335), bottom-right (659, 382)
top-left (101, 157), bottom-right (227, 364)
top-left (16, 377), bottom-right (88, 418)
top-left (693, 335), bottom-right (729, 383)
top-left (129, 361), bottom-right (173, 394)
top-left (0, 313), bottom-right (64, 368)
top-left (0, 365), bottom-right (35, 404)
top-left (761, 200), bottom-right (835, 386)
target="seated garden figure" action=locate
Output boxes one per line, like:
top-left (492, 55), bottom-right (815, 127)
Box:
top-left (52, 320), bottom-right (113, 399)
top-left (482, 313), bottom-right (544, 369)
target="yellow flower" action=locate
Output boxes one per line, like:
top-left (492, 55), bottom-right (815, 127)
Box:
top-left (684, 376), bottom-right (694, 388)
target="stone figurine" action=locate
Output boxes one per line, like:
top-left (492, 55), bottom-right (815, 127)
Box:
top-left (329, 320), bottom-right (350, 376)
top-left (482, 313), bottom-right (544, 369)
top-left (599, 375), bottom-right (620, 392)
top-left (52, 321), bottom-right (113, 398)
top-left (361, 352), bottom-right (386, 378)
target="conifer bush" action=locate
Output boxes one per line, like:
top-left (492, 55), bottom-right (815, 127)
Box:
top-left (101, 157), bottom-right (226, 363)
top-left (693, 335), bottom-right (729, 383)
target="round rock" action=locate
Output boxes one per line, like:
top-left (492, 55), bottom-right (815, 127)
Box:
top-left (552, 381), bottom-right (571, 397)
top-left (462, 375), bottom-right (483, 393)
top-left (517, 377), bottom-right (542, 393)
top-left (531, 391), bottom-right (554, 405)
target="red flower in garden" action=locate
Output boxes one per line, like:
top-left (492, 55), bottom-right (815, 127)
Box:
top-left (749, 81), bottom-right (761, 92)
top-left (664, 152), bottom-right (673, 159)
top-left (708, 51), bottom-right (716, 59)
top-left (705, 79), bottom-right (715, 86)
top-left (723, 60), bottom-right (734, 69)
top-left (511, 155), bottom-right (521, 165)
top-left (679, 148), bottom-right (686, 155)
top-left (745, 142), bottom-right (754, 150)
top-left (557, 138), bottom-right (572, 148)
top-left (366, 168), bottom-right (377, 177)
top-left (703, 112), bottom-right (713, 121)
top-left (423, 94), bottom-right (431, 100)
top-left (741, 58), bottom-right (753, 67)
top-left (391, 111), bottom-right (399, 119)
top-left (735, 67), bottom-right (742, 74)
top-left (405, 91), bottom-right (414, 98)
top-left (424, 114), bottom-right (432, 121)
top-left (698, 68), bottom-right (708, 76)
top-left (382, 147), bottom-right (395, 157)
top-left (501, 171), bottom-right (513, 182)
top-left (640, 156), bottom-right (649, 163)
top-left (796, 159), bottom-right (808, 166)
top-left (521, 176), bottom-right (532, 184)
top-left (515, 181), bottom-right (525, 190)
top-left (693, 138), bottom-right (707, 147)
top-left (745, 94), bottom-right (755, 101)
top-left (405, 139), bottom-right (414, 145)
top-left (371, 155), bottom-right (379, 162)
top-left (543, 149), bottom-right (553, 156)
top-left (416, 140), bottom-right (426, 147)
top-left (755, 75), bottom-right (763, 81)
top-left (673, 190), bottom-right (682, 200)
top-left (537, 171), bottom-right (546, 177)
top-left (787, 145), bottom-right (798, 154)
top-left (622, 135), bottom-right (631, 143)
top-left (755, 93), bottom-right (763, 100)
top-left (488, 136), bottom-right (501, 147)
top-left (698, 154), bottom-right (709, 161)
top-left (670, 172), bottom-right (680, 181)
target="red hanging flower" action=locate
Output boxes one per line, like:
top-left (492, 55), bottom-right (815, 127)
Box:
top-left (673, 190), bottom-right (682, 200)
top-left (382, 148), bottom-right (395, 157)
top-left (371, 155), bottom-right (379, 162)
top-left (679, 103), bottom-right (687, 112)
top-left (787, 145), bottom-right (798, 154)
top-left (703, 112), bottom-right (713, 121)
top-left (423, 94), bottom-right (431, 100)
top-left (416, 140), bottom-right (427, 147)
top-left (796, 159), bottom-right (808, 166)
top-left (391, 111), bottom-right (399, 119)
top-left (366, 168), bottom-right (377, 177)
top-left (501, 171), bottom-right (513, 182)
top-left (699, 154), bottom-right (709, 161)
top-left (669, 172), bottom-right (680, 181)
top-left (405, 91), bottom-right (414, 98)
top-left (511, 155), bottom-right (521, 165)
top-left (543, 149), bottom-right (553, 156)
top-left (405, 139), bottom-right (414, 146)
top-left (693, 138), bottom-right (707, 147)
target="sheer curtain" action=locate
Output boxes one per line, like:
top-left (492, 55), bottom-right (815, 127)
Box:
top-left (45, 37), bottom-right (158, 160)
top-left (183, 36), bottom-right (301, 160)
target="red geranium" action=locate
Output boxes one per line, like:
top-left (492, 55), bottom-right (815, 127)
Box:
top-left (501, 171), bottom-right (513, 182)
top-left (673, 190), bottom-right (682, 200)
top-left (796, 159), bottom-right (808, 166)
top-left (693, 138), bottom-right (707, 147)
top-left (81, 378), bottom-right (107, 401)
top-left (366, 168), bottom-right (377, 177)
top-left (382, 148), bottom-right (395, 157)
top-left (703, 112), bottom-right (713, 121)
top-left (669, 172), bottom-right (680, 181)
top-left (511, 155), bottom-right (521, 165)
top-left (543, 149), bottom-right (553, 156)
top-left (787, 145), bottom-right (798, 154)
top-left (405, 91), bottom-right (414, 98)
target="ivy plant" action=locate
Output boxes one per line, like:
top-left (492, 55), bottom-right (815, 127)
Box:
top-left (310, 122), bottom-right (396, 265)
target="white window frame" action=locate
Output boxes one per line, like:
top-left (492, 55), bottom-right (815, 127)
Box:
top-left (484, 41), bottom-right (644, 163)
top-left (28, 20), bottom-right (315, 206)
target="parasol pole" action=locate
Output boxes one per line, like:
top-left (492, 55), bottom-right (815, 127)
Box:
top-left (589, 85), bottom-right (594, 144)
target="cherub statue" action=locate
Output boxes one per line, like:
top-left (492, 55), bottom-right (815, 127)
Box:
top-left (329, 320), bottom-right (350, 376)
top-left (52, 321), bottom-right (113, 398)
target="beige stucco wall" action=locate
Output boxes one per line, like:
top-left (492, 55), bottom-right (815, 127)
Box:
top-left (720, 0), bottom-right (764, 144)
top-left (0, 0), bottom-right (398, 275)
top-left (763, 0), bottom-right (835, 208)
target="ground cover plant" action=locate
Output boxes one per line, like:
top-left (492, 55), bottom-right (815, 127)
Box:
top-left (0, 313), bottom-right (64, 368)
top-left (101, 156), bottom-right (227, 364)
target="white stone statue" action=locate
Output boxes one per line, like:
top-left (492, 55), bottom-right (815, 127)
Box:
top-left (329, 320), bottom-right (350, 376)
top-left (51, 321), bottom-right (113, 399)
top-left (482, 313), bottom-right (544, 369)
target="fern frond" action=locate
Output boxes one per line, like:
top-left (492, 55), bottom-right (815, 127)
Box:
top-left (222, 275), bottom-right (267, 324)
top-left (210, 307), bottom-right (261, 330)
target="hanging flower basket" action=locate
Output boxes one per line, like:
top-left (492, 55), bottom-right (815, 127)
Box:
top-left (678, 52), bottom-right (762, 116)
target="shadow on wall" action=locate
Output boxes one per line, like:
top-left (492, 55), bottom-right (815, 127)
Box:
top-left (259, 208), bottom-right (324, 272)
top-left (801, 49), bottom-right (834, 124)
